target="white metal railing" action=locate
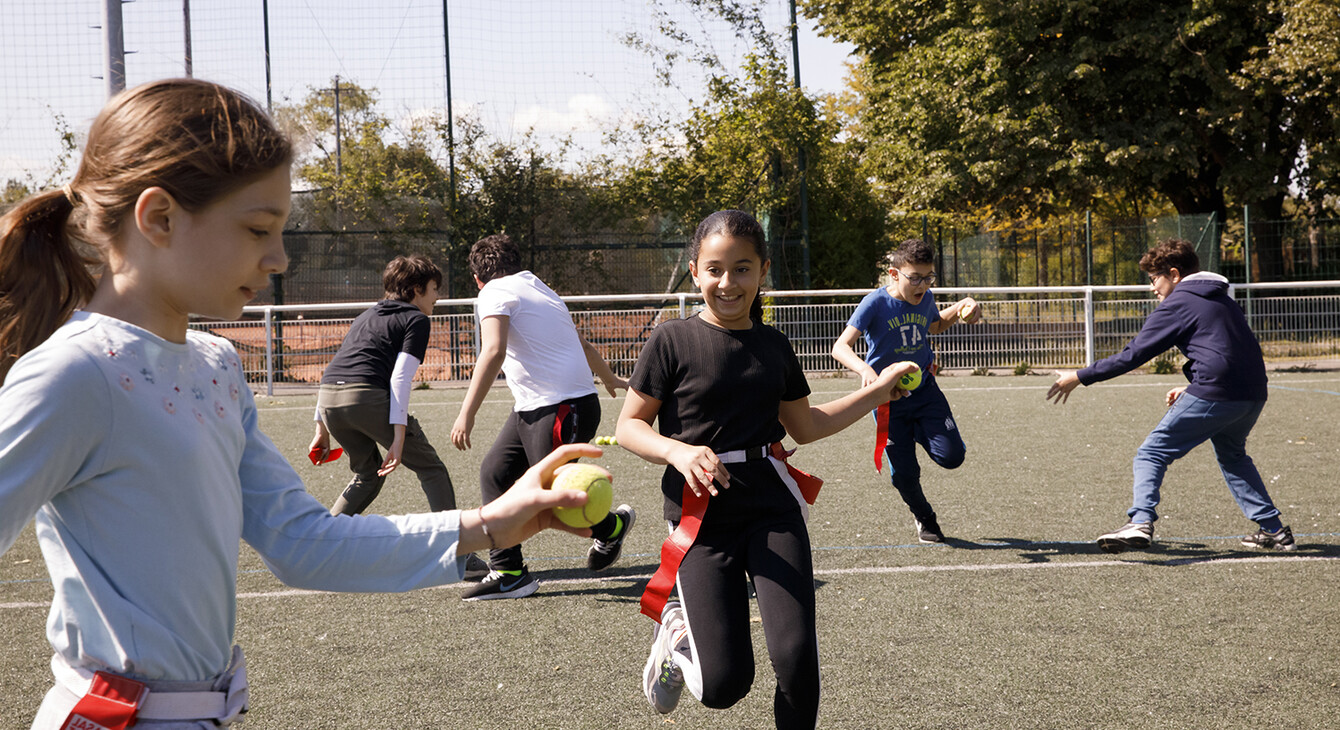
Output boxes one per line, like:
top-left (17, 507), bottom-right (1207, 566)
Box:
top-left (193, 282), bottom-right (1340, 395)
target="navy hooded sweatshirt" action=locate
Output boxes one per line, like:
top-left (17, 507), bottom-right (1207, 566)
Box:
top-left (1078, 272), bottom-right (1268, 402)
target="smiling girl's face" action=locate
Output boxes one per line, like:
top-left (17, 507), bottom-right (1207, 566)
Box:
top-left (690, 233), bottom-right (770, 330)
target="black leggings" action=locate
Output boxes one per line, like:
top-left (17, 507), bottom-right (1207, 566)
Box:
top-left (479, 393), bottom-right (601, 571)
top-left (676, 509), bottom-right (819, 730)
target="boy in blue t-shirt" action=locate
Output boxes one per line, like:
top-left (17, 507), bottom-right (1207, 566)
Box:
top-left (1047, 238), bottom-right (1294, 553)
top-left (831, 238), bottom-right (982, 543)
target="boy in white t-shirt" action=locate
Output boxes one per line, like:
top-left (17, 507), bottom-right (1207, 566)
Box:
top-left (451, 234), bottom-right (635, 600)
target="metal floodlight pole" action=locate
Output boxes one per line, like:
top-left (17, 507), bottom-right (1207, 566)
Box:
top-left (788, 0), bottom-right (811, 289)
top-left (443, 0), bottom-right (458, 214)
top-left (183, 0), bottom-right (193, 77)
top-left (102, 0), bottom-right (126, 97)
top-left (262, 0), bottom-right (273, 111)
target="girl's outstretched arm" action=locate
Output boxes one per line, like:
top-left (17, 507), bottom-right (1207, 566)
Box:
top-left (779, 361), bottom-right (917, 444)
top-left (615, 387), bottom-right (727, 497)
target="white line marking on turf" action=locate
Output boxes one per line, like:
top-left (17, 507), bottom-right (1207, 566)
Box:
top-left (10, 554), bottom-right (1332, 610)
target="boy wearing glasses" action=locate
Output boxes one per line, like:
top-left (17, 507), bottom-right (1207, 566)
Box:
top-left (1047, 239), bottom-right (1293, 553)
top-left (832, 238), bottom-right (982, 543)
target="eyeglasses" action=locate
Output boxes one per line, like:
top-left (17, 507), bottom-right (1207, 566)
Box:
top-left (897, 271), bottom-right (937, 286)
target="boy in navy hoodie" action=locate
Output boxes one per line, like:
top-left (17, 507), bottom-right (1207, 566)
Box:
top-left (1046, 239), bottom-right (1294, 553)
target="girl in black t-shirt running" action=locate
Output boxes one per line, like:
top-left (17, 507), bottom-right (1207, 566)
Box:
top-left (616, 210), bottom-right (916, 729)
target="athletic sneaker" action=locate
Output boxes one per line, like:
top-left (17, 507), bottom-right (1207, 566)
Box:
top-left (1097, 522), bottom-right (1154, 554)
top-left (461, 568), bottom-right (538, 601)
top-left (642, 601), bottom-right (686, 714)
top-left (588, 505), bottom-right (637, 571)
top-left (462, 553), bottom-right (491, 582)
top-left (1241, 525), bottom-right (1297, 551)
top-left (915, 517), bottom-right (944, 544)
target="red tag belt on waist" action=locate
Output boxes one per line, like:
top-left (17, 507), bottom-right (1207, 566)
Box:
top-left (639, 442), bottom-right (823, 622)
top-left (62, 671), bottom-right (147, 730)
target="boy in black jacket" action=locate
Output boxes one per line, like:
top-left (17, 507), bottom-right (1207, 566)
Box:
top-left (1047, 239), bottom-right (1294, 553)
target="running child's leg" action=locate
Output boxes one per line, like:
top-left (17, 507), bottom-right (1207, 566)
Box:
top-left (1207, 400), bottom-right (1283, 529)
top-left (749, 515), bottom-right (820, 730)
top-left (912, 382), bottom-right (966, 471)
top-left (479, 411), bottom-right (530, 571)
top-left (885, 416), bottom-right (933, 523)
top-left (1129, 393), bottom-right (1220, 523)
top-left (675, 534), bottom-right (755, 709)
top-left (397, 413), bottom-right (457, 511)
top-left (319, 396), bottom-right (387, 516)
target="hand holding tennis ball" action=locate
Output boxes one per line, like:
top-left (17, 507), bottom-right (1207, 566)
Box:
top-left (959, 298), bottom-right (982, 324)
top-left (898, 365), bottom-right (922, 392)
top-left (548, 463), bottom-right (615, 528)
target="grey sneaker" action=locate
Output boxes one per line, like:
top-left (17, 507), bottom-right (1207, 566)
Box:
top-left (461, 568), bottom-right (538, 601)
top-left (642, 601), bottom-right (686, 714)
top-left (1097, 522), bottom-right (1154, 553)
top-left (1241, 525), bottom-right (1297, 551)
top-left (588, 505), bottom-right (636, 571)
top-left (462, 553), bottom-right (491, 582)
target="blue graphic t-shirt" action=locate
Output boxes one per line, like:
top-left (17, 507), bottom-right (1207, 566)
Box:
top-left (847, 287), bottom-right (939, 372)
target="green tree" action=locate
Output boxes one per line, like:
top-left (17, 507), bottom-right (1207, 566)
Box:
top-left (275, 79), bottom-right (450, 230)
top-left (612, 1), bottom-right (889, 288)
top-left (802, 0), bottom-right (1340, 265)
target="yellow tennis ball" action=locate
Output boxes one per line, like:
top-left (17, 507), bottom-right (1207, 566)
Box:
top-left (899, 366), bottom-right (922, 391)
top-left (549, 463), bottom-right (614, 528)
top-left (961, 301), bottom-right (978, 320)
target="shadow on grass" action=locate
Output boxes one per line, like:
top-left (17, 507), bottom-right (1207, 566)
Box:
top-left (523, 561), bottom-right (656, 602)
top-left (925, 536), bottom-right (1340, 565)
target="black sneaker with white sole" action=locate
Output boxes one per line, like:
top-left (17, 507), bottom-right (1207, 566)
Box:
top-left (461, 568), bottom-right (538, 601)
top-left (588, 504), bottom-right (636, 571)
top-left (915, 517), bottom-right (944, 544)
top-left (1097, 522), bottom-right (1153, 553)
top-left (1241, 525), bottom-right (1296, 551)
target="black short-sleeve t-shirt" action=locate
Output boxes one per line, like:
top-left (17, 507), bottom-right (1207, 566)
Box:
top-left (628, 315), bottom-right (810, 521)
top-left (321, 300), bottom-right (431, 390)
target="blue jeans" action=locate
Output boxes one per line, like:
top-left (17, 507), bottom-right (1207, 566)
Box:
top-left (1129, 392), bottom-right (1280, 528)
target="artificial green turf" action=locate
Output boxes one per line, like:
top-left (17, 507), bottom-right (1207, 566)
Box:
top-left (3, 373), bottom-right (1338, 728)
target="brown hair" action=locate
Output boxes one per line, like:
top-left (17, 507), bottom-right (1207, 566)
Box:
top-left (468, 234), bottom-right (523, 283)
top-left (0, 78), bottom-right (292, 384)
top-left (383, 254), bottom-right (442, 301)
top-left (1139, 238), bottom-right (1201, 277)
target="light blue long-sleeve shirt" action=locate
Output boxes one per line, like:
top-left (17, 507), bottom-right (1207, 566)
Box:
top-left (0, 312), bottom-right (469, 682)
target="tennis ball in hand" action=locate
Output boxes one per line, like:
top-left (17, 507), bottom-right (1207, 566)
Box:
top-left (961, 301), bottom-right (978, 321)
top-left (548, 463), bottom-right (614, 528)
top-left (898, 365), bottom-right (923, 391)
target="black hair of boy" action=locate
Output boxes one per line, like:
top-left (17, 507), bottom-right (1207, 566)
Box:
top-left (383, 254), bottom-right (442, 302)
top-left (885, 238), bottom-right (935, 269)
top-left (469, 234), bottom-right (524, 284)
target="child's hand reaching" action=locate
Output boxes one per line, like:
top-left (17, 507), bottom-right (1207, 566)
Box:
top-left (1166, 386), bottom-right (1187, 407)
top-left (475, 443), bottom-right (604, 548)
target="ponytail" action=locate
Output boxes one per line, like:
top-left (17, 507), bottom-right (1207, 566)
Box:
top-left (0, 189), bottom-right (97, 385)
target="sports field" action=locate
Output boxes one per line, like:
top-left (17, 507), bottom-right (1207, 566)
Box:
top-left (3, 372), bottom-right (1338, 729)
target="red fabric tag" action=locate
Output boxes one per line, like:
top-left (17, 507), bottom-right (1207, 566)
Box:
top-left (61, 671), bottom-right (146, 730)
top-left (873, 403), bottom-right (889, 473)
top-left (308, 447), bottom-right (343, 465)
top-left (551, 403), bottom-right (572, 449)
top-left (768, 442), bottom-right (823, 504)
top-left (640, 483), bottom-right (708, 623)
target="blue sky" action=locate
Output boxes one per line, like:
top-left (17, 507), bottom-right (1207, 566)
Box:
top-left (0, 0), bottom-right (855, 185)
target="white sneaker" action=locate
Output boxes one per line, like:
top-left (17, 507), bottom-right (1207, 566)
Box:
top-left (641, 601), bottom-right (686, 713)
top-left (1097, 522), bottom-right (1154, 554)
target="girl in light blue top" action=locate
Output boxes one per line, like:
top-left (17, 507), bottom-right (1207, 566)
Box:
top-left (0, 78), bottom-right (595, 729)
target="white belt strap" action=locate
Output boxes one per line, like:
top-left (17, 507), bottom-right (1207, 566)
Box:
top-left (715, 444), bottom-right (809, 523)
top-left (51, 645), bottom-right (249, 725)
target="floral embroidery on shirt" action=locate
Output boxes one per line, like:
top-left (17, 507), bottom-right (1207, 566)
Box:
top-left (192, 386), bottom-right (206, 401)
top-left (119, 373), bottom-right (134, 392)
top-left (193, 408), bottom-right (205, 424)
top-left (229, 383), bottom-right (240, 401)
top-left (140, 367), bottom-right (155, 384)
top-left (163, 397), bottom-right (176, 415)
top-left (214, 401), bottom-right (228, 418)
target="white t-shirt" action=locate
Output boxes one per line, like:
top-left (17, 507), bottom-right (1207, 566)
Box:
top-left (475, 270), bottom-right (597, 411)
